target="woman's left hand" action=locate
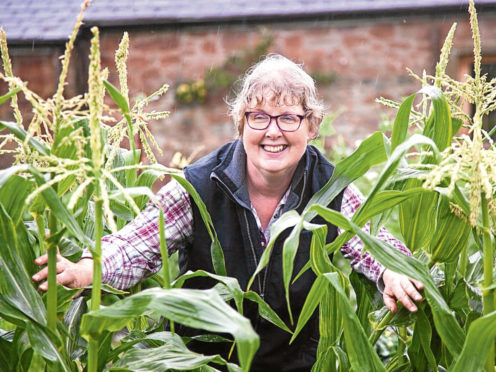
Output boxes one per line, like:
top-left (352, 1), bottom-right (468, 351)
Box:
top-left (382, 268), bottom-right (424, 313)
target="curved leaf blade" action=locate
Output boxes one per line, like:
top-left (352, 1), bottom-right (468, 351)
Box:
top-left (0, 121), bottom-right (50, 156)
top-left (81, 287), bottom-right (259, 371)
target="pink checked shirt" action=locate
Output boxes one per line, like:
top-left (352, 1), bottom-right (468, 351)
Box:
top-left (89, 181), bottom-right (410, 290)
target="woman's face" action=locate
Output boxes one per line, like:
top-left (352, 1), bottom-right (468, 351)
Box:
top-left (242, 100), bottom-right (316, 183)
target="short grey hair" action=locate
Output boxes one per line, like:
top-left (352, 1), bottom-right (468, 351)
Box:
top-left (228, 54), bottom-right (324, 136)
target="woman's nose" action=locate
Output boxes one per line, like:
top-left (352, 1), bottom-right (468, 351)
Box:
top-left (265, 118), bottom-right (282, 136)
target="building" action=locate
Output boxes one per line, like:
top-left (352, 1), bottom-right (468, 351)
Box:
top-left (1, 0), bottom-right (495, 168)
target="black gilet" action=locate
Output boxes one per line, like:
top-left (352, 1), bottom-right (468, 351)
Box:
top-left (182, 140), bottom-right (344, 372)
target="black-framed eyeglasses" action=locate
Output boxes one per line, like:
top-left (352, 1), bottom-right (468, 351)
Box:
top-left (244, 111), bottom-right (305, 132)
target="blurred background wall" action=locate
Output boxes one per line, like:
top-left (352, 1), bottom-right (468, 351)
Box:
top-left (1, 0), bottom-right (496, 169)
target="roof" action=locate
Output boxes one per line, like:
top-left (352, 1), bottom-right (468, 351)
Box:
top-left (1, 0), bottom-right (496, 44)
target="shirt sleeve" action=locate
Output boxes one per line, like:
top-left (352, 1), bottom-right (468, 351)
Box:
top-left (81, 179), bottom-right (193, 289)
top-left (339, 184), bottom-right (412, 289)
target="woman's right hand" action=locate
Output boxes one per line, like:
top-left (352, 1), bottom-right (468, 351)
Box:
top-left (32, 254), bottom-right (94, 291)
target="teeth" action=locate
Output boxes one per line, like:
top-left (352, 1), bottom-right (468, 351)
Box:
top-left (263, 145), bottom-right (286, 153)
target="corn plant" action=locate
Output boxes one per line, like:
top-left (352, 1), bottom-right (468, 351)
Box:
top-left (246, 1), bottom-right (495, 370)
top-left (0, 2), bottom-right (267, 371)
top-left (1, 0), bottom-right (495, 371)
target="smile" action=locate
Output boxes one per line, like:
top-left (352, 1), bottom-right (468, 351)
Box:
top-left (262, 145), bottom-right (287, 153)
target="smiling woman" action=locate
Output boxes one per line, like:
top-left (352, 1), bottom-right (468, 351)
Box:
top-left (33, 53), bottom-right (422, 371)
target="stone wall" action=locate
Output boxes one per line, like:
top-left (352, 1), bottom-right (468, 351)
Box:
top-left (2, 11), bottom-right (496, 169)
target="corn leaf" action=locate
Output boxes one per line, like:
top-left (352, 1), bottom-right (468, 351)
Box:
top-left (420, 85), bottom-right (452, 152)
top-left (80, 287), bottom-right (259, 372)
top-left (399, 179), bottom-right (438, 252)
top-left (247, 210), bottom-right (301, 291)
top-left (103, 80), bottom-right (130, 114)
top-left (391, 92), bottom-right (417, 151)
top-left (0, 121), bottom-right (50, 156)
top-left (304, 131), bottom-right (387, 220)
top-left (348, 220), bottom-right (465, 356)
top-left (28, 166), bottom-right (93, 247)
top-left (171, 175), bottom-right (226, 277)
top-left (243, 291), bottom-right (292, 334)
top-left (408, 307), bottom-right (437, 371)
top-left (428, 195), bottom-right (471, 263)
top-left (0, 174), bottom-right (33, 225)
top-left (451, 311), bottom-right (496, 372)
top-left (323, 272), bottom-right (386, 371)
top-left (172, 269), bottom-right (244, 312)
top-left (0, 87), bottom-right (21, 106)
top-left (366, 134), bottom-right (439, 204)
top-left (26, 322), bottom-right (72, 371)
top-left (110, 332), bottom-right (238, 371)
top-left (290, 275), bottom-right (327, 344)
top-left (0, 294), bottom-right (30, 327)
top-left (64, 297), bottom-right (88, 360)
top-left (0, 204), bottom-right (46, 326)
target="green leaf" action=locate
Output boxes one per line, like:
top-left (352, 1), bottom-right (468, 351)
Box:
top-left (451, 311), bottom-right (496, 372)
top-left (0, 330), bottom-right (15, 372)
top-left (81, 287), bottom-right (259, 372)
top-left (172, 270), bottom-right (244, 312)
top-left (171, 175), bottom-right (226, 277)
top-left (323, 272), bottom-right (386, 371)
top-left (304, 131), bottom-right (387, 220)
top-left (391, 92), bottom-right (417, 151)
top-left (366, 134), bottom-right (439, 204)
top-left (110, 332), bottom-right (237, 371)
top-left (0, 87), bottom-right (21, 106)
top-left (28, 166), bottom-right (92, 247)
top-left (428, 195), bottom-right (471, 263)
top-left (0, 121), bottom-right (50, 156)
top-left (420, 85), bottom-right (452, 152)
top-left (26, 322), bottom-right (72, 371)
top-left (0, 294), bottom-right (30, 327)
top-left (398, 179), bottom-right (438, 252)
top-left (244, 291), bottom-right (292, 334)
top-left (290, 275), bottom-right (327, 343)
top-left (247, 210), bottom-right (301, 291)
top-left (347, 220), bottom-right (465, 356)
top-left (0, 204), bottom-right (46, 326)
top-left (134, 169), bottom-right (162, 209)
top-left (0, 174), bottom-right (34, 225)
top-left (0, 165), bottom-right (29, 189)
top-left (353, 188), bottom-right (431, 227)
top-left (408, 307), bottom-right (437, 371)
top-left (103, 80), bottom-right (130, 114)
top-left (64, 297), bottom-right (88, 360)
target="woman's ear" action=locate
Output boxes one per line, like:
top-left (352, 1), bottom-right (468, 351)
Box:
top-left (307, 126), bottom-right (318, 142)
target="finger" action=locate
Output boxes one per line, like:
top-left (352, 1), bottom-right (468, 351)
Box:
top-left (55, 270), bottom-right (77, 287)
top-left (401, 280), bottom-right (423, 302)
top-left (394, 286), bottom-right (418, 312)
top-left (37, 269), bottom-right (75, 291)
top-left (34, 254), bottom-right (49, 266)
top-left (411, 279), bottom-right (424, 290)
top-left (38, 280), bottom-right (48, 291)
top-left (32, 266), bottom-right (49, 282)
top-left (383, 293), bottom-right (398, 313)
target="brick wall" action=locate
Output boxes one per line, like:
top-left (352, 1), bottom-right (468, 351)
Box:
top-left (2, 12), bottom-right (496, 170)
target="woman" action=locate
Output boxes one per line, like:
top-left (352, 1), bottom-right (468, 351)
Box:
top-left (33, 54), bottom-right (423, 371)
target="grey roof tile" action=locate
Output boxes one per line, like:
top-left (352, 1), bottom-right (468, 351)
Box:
top-left (1, 0), bottom-right (495, 43)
